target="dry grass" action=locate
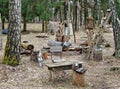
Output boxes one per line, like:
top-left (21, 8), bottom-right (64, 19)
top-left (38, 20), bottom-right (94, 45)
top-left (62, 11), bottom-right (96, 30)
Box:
top-left (0, 23), bottom-right (120, 89)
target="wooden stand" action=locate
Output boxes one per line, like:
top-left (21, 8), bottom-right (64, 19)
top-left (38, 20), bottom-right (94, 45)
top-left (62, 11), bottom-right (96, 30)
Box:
top-left (93, 48), bottom-right (102, 61)
top-left (72, 70), bottom-right (85, 87)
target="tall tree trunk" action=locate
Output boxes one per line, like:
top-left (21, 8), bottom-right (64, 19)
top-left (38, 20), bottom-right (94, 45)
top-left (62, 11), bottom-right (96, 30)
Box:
top-left (97, 0), bottom-right (101, 26)
top-left (2, 0), bottom-right (21, 66)
top-left (63, 1), bottom-right (67, 20)
top-left (60, 5), bottom-right (62, 22)
top-left (109, 0), bottom-right (120, 58)
top-left (23, 16), bottom-right (27, 32)
top-left (93, 3), bottom-right (96, 28)
top-left (72, 0), bottom-right (76, 43)
top-left (67, 0), bottom-right (70, 22)
top-left (84, 0), bottom-right (88, 28)
top-left (0, 14), bottom-right (2, 50)
top-left (2, 19), bottom-right (5, 30)
top-left (45, 20), bottom-right (48, 32)
top-left (75, 4), bottom-right (78, 31)
top-left (81, 0), bottom-right (85, 26)
top-left (42, 20), bottom-right (44, 32)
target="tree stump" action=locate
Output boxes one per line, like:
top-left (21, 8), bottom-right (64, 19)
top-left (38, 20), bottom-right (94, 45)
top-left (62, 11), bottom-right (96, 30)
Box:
top-left (30, 51), bottom-right (38, 62)
top-left (93, 48), bottom-right (102, 61)
top-left (72, 70), bottom-right (85, 87)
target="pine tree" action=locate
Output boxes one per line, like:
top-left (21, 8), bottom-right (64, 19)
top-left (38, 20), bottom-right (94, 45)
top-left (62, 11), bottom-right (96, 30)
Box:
top-left (2, 0), bottom-right (21, 66)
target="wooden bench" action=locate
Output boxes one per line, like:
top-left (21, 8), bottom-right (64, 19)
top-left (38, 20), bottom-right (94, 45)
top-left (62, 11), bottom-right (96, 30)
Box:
top-left (46, 61), bottom-right (83, 80)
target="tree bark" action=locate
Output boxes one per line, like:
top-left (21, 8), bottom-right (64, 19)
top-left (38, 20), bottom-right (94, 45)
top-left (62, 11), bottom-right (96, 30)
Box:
top-left (72, 0), bottom-right (76, 43)
top-left (45, 20), bottom-right (48, 32)
top-left (23, 16), bottom-right (27, 32)
top-left (109, 0), bottom-right (120, 58)
top-left (84, 0), bottom-right (88, 28)
top-left (0, 14), bottom-right (2, 50)
top-left (81, 0), bottom-right (85, 26)
top-left (63, 1), bottom-right (67, 20)
top-left (1, 19), bottom-right (5, 30)
top-left (2, 0), bottom-right (21, 66)
top-left (42, 20), bottom-right (45, 32)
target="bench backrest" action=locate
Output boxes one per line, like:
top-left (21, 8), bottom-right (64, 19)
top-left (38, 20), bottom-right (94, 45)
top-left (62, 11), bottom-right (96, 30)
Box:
top-left (50, 46), bottom-right (62, 53)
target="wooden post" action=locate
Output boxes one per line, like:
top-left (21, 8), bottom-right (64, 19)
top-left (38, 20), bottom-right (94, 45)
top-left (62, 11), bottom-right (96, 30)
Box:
top-left (72, 70), bottom-right (85, 87)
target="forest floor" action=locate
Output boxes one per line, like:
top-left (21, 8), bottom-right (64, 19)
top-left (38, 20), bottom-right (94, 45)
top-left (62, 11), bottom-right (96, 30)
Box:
top-left (0, 23), bottom-right (120, 89)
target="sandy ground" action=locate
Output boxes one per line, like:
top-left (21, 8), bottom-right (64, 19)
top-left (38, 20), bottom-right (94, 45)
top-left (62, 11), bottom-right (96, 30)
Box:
top-left (0, 23), bottom-right (120, 89)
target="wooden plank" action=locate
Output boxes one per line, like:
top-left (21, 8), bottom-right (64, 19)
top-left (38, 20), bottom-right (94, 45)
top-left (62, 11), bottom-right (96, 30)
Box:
top-left (46, 61), bottom-right (83, 70)
top-left (50, 46), bottom-right (62, 53)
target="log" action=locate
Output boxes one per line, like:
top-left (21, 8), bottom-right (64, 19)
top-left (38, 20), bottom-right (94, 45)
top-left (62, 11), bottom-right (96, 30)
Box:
top-left (72, 70), bottom-right (85, 87)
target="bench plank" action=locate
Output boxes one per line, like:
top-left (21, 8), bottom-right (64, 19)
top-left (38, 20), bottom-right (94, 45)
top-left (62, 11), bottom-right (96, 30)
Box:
top-left (46, 61), bottom-right (83, 70)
